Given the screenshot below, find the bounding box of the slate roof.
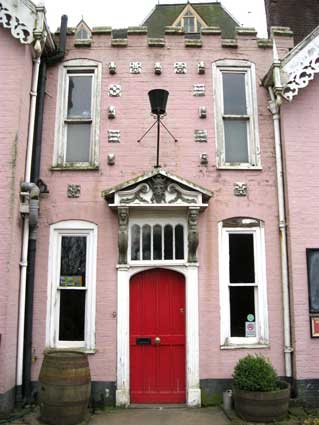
[143,2,239,38]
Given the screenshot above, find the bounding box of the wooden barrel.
[39,351,91,425]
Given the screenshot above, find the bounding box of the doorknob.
[154,337,161,344]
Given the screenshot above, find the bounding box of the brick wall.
[0,27,33,407]
[30,29,293,388]
[265,0,319,44]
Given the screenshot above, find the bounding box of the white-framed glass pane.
[153,225,162,260]
[76,28,89,40]
[224,119,248,163]
[175,225,184,260]
[184,16,195,32]
[142,225,151,260]
[230,286,255,337]
[66,123,91,162]
[223,72,247,115]
[229,233,255,283]
[131,225,140,261]
[59,289,85,341]
[60,236,87,287]
[164,225,173,260]
[67,75,92,118]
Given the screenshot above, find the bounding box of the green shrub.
[233,355,279,392]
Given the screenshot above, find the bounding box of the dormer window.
[74,19,92,45]
[173,5,207,34]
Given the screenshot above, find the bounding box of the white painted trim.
[45,220,97,350]
[53,59,102,168]
[116,264,201,407]
[218,222,269,347]
[172,3,208,32]
[212,60,261,169]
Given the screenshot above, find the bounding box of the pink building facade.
[27,19,294,407]
[0,0,53,412]
[265,25,319,405]
[2,0,318,412]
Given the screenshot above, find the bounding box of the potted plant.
[232,355,290,422]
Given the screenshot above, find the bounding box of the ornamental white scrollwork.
[0,1,34,44]
[282,35,319,101]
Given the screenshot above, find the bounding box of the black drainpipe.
[22,15,68,404]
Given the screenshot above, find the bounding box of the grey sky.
[42,0,267,37]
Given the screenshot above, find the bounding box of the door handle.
[154,337,161,345]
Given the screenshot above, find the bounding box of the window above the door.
[53,59,102,170]
[129,217,186,264]
[213,60,261,170]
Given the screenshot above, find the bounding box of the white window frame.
[46,220,97,350]
[53,59,102,169]
[128,213,187,266]
[213,60,261,170]
[218,221,269,348]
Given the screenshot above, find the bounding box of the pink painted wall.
[31,31,292,383]
[0,27,33,398]
[281,77,319,380]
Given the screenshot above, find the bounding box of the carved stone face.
[118,209,128,225]
[151,176,167,203]
[188,209,198,225]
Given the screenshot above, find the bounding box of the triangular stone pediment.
[102,168,213,208]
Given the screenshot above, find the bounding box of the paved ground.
[89,406,231,425]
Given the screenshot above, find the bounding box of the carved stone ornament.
[188,208,199,263]
[174,62,187,74]
[154,62,162,75]
[120,183,150,204]
[149,174,168,203]
[108,84,122,97]
[116,176,201,206]
[67,184,80,198]
[194,130,208,142]
[0,0,36,44]
[282,35,319,101]
[107,153,115,165]
[118,207,128,264]
[200,153,208,165]
[193,84,205,96]
[199,106,207,119]
[108,62,117,74]
[108,105,116,119]
[234,182,248,196]
[198,61,205,74]
[108,130,120,143]
[167,184,196,204]
[130,62,142,74]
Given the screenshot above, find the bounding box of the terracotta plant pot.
[233,381,290,423]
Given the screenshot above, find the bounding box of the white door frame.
[116,263,201,407]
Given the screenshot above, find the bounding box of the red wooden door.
[130,268,186,403]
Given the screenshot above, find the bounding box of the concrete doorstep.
[88,406,230,425]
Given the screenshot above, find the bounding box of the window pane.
[76,28,89,39]
[131,225,140,260]
[67,75,92,118]
[223,73,247,115]
[59,289,85,341]
[60,236,86,287]
[224,119,248,163]
[164,225,173,260]
[307,250,319,313]
[142,225,151,260]
[184,17,195,32]
[175,225,184,260]
[229,234,255,283]
[153,225,162,260]
[230,286,255,337]
[66,123,91,162]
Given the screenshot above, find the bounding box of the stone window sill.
[220,344,270,350]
